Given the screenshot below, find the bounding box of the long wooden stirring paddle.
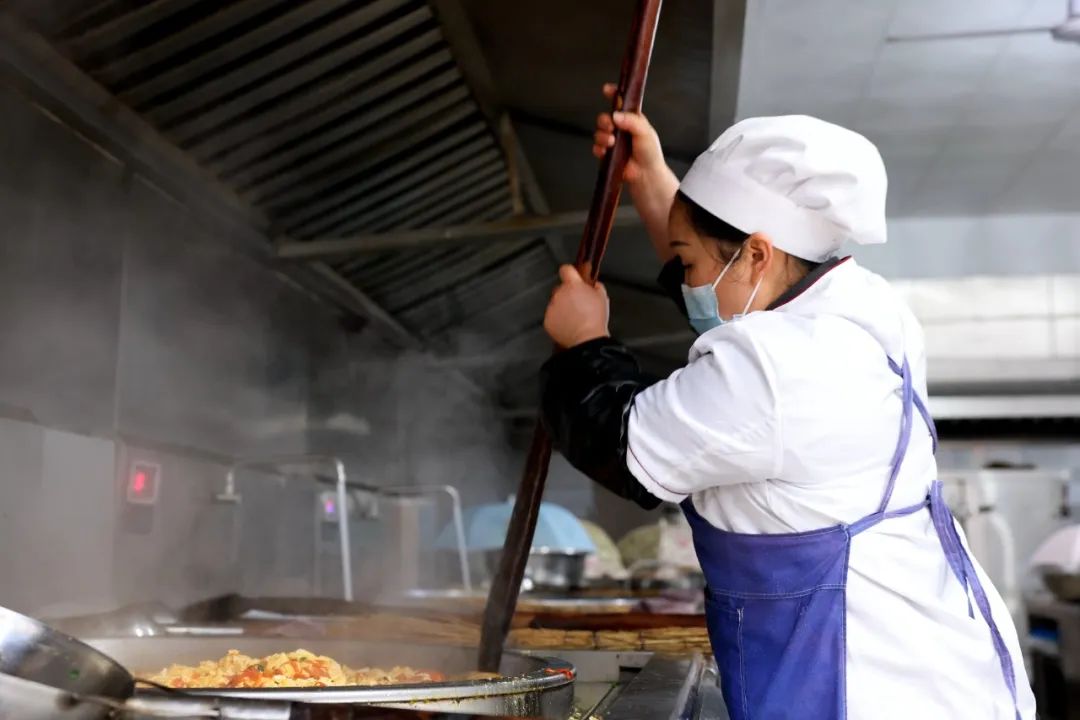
[478,0,664,673]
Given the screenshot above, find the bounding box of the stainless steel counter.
[529,650,727,720]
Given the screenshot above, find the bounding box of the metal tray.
[85,637,574,718]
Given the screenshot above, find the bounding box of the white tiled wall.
[855,213,1080,279]
[895,276,1055,321]
[889,273,1080,381]
[0,419,49,614]
[1055,318,1080,358]
[0,421,121,616]
[922,319,1056,359]
[1053,275,1080,315]
[37,429,118,615]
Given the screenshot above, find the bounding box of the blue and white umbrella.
[436,500,596,553]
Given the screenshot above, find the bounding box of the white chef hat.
[679,115,888,263]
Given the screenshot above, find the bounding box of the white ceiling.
[738,0,1080,217]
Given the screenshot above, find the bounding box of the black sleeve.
[657,257,688,319]
[539,338,662,510]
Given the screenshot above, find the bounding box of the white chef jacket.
[626,257,1035,720]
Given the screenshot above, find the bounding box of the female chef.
[538,91,1035,720]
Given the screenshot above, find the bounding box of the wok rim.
[130,649,575,704]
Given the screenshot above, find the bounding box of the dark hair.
[674,189,821,273]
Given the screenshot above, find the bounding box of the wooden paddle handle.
[478,0,664,673]
[576,0,663,283]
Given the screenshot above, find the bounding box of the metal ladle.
[0,604,133,718]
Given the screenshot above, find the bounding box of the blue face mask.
[680,246,764,336]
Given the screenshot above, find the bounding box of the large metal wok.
[87,636,575,718]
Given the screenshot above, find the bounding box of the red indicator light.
[126,462,160,505]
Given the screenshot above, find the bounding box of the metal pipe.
[276,206,641,260]
[332,458,354,602]
[447,486,472,592]
[347,482,473,592]
[313,495,323,596]
[219,454,354,602]
[500,114,526,215]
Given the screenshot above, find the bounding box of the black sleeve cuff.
[540,338,661,511]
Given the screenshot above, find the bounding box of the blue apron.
[681,357,1021,720]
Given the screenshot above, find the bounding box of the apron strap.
[877,357,915,514]
[930,482,973,612]
[887,356,938,452]
[856,355,1018,716]
[851,356,932,533]
[913,392,938,452]
[848,495,927,536]
[928,480,1022,720]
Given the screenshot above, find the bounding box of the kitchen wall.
[0,81,329,615]
[891,272,1080,389]
[852,214,1080,387]
[0,84,517,615]
[938,442,1080,484]
[306,339,526,595]
[856,213,1080,280]
[5,79,1073,616]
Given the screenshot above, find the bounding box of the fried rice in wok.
[147,648,450,689]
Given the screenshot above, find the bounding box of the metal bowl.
[485,548,590,591]
[1043,571,1080,601]
[527,548,590,591]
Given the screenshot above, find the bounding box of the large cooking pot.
[485,548,589,590]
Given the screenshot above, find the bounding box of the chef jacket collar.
[767,256,851,311]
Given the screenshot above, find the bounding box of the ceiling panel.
[888,0,1052,36]
[907,156,1023,215]
[881,154,937,216]
[998,149,1080,213]
[927,123,1058,156]
[1048,104,1080,146]
[740,0,1080,216]
[458,0,713,161]
[856,97,966,135]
